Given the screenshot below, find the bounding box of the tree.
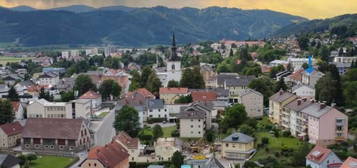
[74,74,96,96]
[129,70,141,91]
[152,124,163,140]
[145,72,162,94]
[39,88,53,101]
[275,77,288,92]
[99,79,121,100]
[302,63,309,69]
[141,66,153,87]
[167,80,180,88]
[204,129,216,143]
[61,90,75,102]
[180,67,205,89]
[0,99,14,124]
[8,86,19,101]
[171,151,184,168]
[114,105,140,137]
[220,104,247,132]
[298,35,309,50]
[239,124,255,136]
[174,95,193,104]
[315,72,344,106]
[248,77,275,106]
[319,46,330,62]
[27,154,37,163]
[292,143,311,166]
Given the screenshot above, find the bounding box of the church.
[155,33,182,87]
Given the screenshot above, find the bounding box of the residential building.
[306,146,342,168]
[22,118,91,154]
[332,62,352,75]
[159,88,189,104]
[333,56,357,64]
[191,90,217,102]
[81,141,129,168]
[27,99,91,119]
[79,90,102,109]
[269,90,298,124]
[0,84,9,98]
[292,84,315,98]
[154,138,182,161]
[288,57,315,71]
[221,132,255,160]
[236,89,264,117]
[215,73,255,96]
[147,99,168,119]
[0,122,23,149]
[284,98,313,137]
[301,103,348,145]
[114,132,141,162]
[11,101,25,120]
[177,104,211,138]
[185,155,224,168]
[37,72,60,86]
[340,157,357,168]
[0,154,21,168]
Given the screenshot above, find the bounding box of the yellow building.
[269,90,298,124]
[221,132,255,160]
[159,88,189,104]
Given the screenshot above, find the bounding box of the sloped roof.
[301,103,333,118]
[285,98,313,112]
[160,88,188,94]
[87,141,129,168]
[22,118,84,140]
[79,90,101,99]
[0,121,23,136]
[135,88,155,98]
[0,154,20,168]
[269,90,297,103]
[222,132,254,143]
[114,131,139,149]
[306,146,333,164]
[340,157,357,168]
[191,91,217,102]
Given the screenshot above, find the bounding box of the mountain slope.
[10,6,36,12]
[274,14,357,36]
[0,6,306,47]
[50,5,96,13]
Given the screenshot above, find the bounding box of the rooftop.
[222,132,254,144]
[269,90,297,103]
[306,146,333,164]
[79,90,101,99]
[0,121,23,136]
[160,87,189,94]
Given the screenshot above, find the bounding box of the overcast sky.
[1,0,356,19]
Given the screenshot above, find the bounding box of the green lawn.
[162,126,176,137]
[30,155,76,168]
[0,56,31,65]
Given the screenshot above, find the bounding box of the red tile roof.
[287,69,304,82]
[87,141,129,168]
[22,118,84,140]
[79,90,101,99]
[306,146,332,164]
[0,121,23,136]
[340,157,357,168]
[160,88,188,95]
[191,91,217,102]
[135,88,155,98]
[114,132,139,149]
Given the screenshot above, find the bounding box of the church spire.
[170,32,179,61]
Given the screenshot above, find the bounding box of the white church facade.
[156,33,182,87]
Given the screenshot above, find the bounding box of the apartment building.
[27,99,91,119]
[269,90,298,124]
[236,89,264,118]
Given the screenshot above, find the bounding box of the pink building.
[301,103,348,146]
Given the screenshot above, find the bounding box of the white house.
[306,146,342,168]
[147,99,168,119]
[37,73,59,86]
[292,84,315,98]
[79,90,102,109]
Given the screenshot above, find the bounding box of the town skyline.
[1,0,357,19]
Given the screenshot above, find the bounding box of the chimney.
[320,103,326,109]
[303,98,307,102]
[297,99,302,105]
[279,90,283,95]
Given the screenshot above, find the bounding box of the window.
[191,125,193,128]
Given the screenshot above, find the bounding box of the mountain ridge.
[0,6,307,47]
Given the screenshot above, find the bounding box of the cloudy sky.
[1,0,356,19]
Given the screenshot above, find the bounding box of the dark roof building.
[222,132,254,144]
[0,154,20,168]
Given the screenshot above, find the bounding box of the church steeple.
[170,32,179,61]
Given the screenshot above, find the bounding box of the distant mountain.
[50,5,96,13]
[98,6,135,12]
[274,14,357,36]
[0,6,307,47]
[10,6,36,12]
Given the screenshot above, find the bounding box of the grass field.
[162,126,176,137]
[30,155,76,168]
[0,56,31,65]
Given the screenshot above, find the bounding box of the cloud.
[0,0,356,19]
